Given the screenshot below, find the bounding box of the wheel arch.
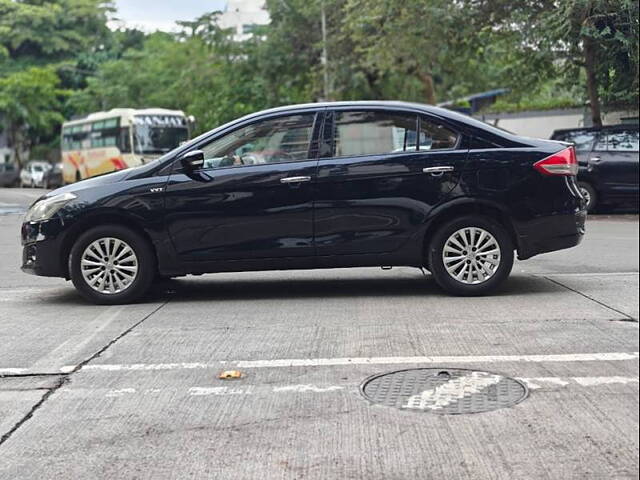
[60,210,159,279]
[421,198,519,266]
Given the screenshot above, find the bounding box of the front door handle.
[280,176,311,184]
[423,166,454,175]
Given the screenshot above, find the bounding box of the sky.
[111,0,227,32]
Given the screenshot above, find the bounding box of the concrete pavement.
[0,187,638,479]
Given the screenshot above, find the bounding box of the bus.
[61,108,192,184]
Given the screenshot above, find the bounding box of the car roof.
[244,100,478,123]
[195,100,527,146]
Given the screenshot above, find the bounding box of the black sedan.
[21,101,586,304]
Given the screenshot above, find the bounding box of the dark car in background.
[0,162,19,187]
[551,124,639,212]
[42,163,64,189]
[21,101,586,304]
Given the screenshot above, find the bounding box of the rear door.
[314,108,467,256]
[592,128,639,196]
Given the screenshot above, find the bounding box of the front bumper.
[516,208,587,260]
[21,218,67,277]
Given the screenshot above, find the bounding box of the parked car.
[42,163,64,189]
[21,101,586,304]
[20,161,51,188]
[551,124,639,212]
[0,162,19,187]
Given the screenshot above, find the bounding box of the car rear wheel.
[69,225,156,305]
[578,181,597,213]
[427,215,514,296]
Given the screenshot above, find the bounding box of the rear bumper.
[516,208,587,260]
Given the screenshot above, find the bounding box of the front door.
[592,129,639,196]
[164,112,321,262]
[314,109,468,256]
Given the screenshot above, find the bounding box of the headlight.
[24,193,77,222]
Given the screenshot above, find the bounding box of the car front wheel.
[69,225,156,304]
[428,215,514,296]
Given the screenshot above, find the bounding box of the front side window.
[200,114,316,170]
[598,130,639,153]
[607,130,638,153]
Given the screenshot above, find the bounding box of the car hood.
[44,168,134,198]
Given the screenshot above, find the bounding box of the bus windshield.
[133,115,189,154]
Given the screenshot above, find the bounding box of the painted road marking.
[538,272,639,277]
[60,376,639,399]
[403,371,504,411]
[4,352,639,376]
[58,351,640,373]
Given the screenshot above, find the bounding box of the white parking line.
[85,376,640,399]
[0,367,28,375]
[539,272,639,277]
[57,351,639,373]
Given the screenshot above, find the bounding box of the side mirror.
[180,150,205,171]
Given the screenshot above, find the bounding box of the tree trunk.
[418,72,436,105]
[582,29,602,127]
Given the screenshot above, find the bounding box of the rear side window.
[555,130,598,153]
[595,130,639,153]
[419,116,459,150]
[331,111,417,157]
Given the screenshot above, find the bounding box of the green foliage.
[0,0,638,162]
[0,67,68,165]
[0,0,114,69]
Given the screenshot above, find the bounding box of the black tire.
[427,215,514,296]
[578,181,597,213]
[68,225,156,304]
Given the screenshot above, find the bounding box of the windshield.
[133,115,189,154]
[133,125,188,154]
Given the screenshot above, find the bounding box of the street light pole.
[320,0,330,101]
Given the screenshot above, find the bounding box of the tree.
[549,0,639,126]
[0,68,67,166]
[461,0,639,124]
[0,0,114,69]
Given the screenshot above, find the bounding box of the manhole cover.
[360,368,528,414]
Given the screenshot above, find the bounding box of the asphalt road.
[0,187,638,480]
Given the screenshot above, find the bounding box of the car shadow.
[140,271,561,304]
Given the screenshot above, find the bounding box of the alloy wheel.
[80,237,138,294]
[442,227,502,285]
[579,186,592,209]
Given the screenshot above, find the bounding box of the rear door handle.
[423,166,454,175]
[589,156,601,163]
[280,176,311,184]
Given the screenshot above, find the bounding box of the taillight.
[533,147,578,176]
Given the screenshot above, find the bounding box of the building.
[217,0,270,41]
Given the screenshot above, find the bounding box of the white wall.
[477,108,639,139]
